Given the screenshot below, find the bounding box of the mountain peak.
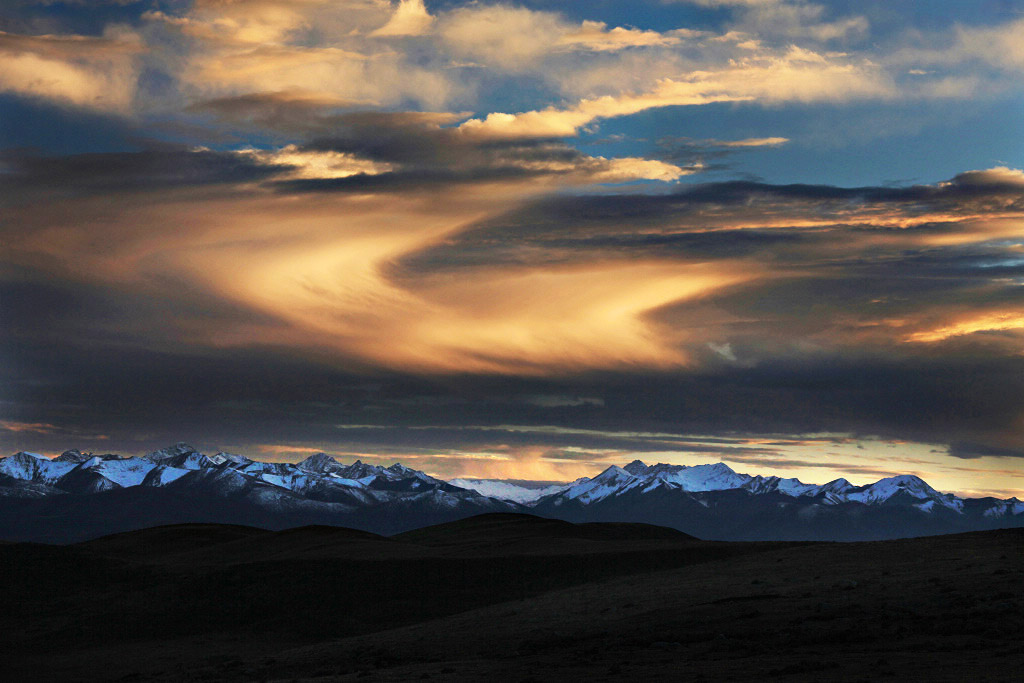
[55,449,88,463]
[623,460,649,475]
[879,474,927,486]
[594,464,633,480]
[209,451,249,466]
[55,450,122,463]
[297,452,340,473]
[146,443,202,462]
[1,446,1021,542]
[11,451,49,461]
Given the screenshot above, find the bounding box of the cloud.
[3,0,1024,495]
[7,157,1024,385]
[944,166,1024,189]
[670,0,869,43]
[437,5,684,72]
[524,396,605,408]
[905,312,1024,344]
[182,44,456,109]
[0,420,59,435]
[145,1,459,110]
[459,47,890,139]
[144,0,388,46]
[371,0,433,37]
[652,136,789,173]
[437,4,566,70]
[237,144,394,179]
[0,109,689,206]
[0,146,289,196]
[891,17,1024,72]
[948,442,1024,460]
[560,21,683,52]
[261,110,690,187]
[0,140,707,380]
[716,136,789,147]
[0,29,142,110]
[459,83,749,140]
[951,18,1024,71]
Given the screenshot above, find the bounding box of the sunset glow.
[2,0,1023,497]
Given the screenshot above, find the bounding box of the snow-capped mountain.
[528,459,1023,540]
[0,447,1020,543]
[535,460,979,513]
[145,442,214,470]
[448,479,572,504]
[551,461,754,504]
[0,444,523,542]
[208,451,250,466]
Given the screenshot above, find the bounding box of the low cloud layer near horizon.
[1,0,1022,498]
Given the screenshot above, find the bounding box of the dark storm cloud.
[478,170,1024,227]
[0,107,668,201]
[0,267,287,349]
[5,309,1024,464]
[393,173,1024,297]
[300,111,568,164]
[948,442,1024,460]
[0,146,289,199]
[0,1,153,33]
[400,225,810,272]
[0,94,140,154]
[270,111,662,191]
[273,166,542,193]
[193,99,591,172]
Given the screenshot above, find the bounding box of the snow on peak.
[859,474,935,498]
[449,479,572,504]
[562,465,639,503]
[743,475,819,496]
[78,457,157,487]
[56,450,123,463]
[840,474,962,511]
[1,445,993,520]
[208,451,250,466]
[594,465,632,481]
[647,462,749,492]
[11,451,49,461]
[534,459,974,513]
[145,442,202,462]
[335,460,385,480]
[819,478,852,492]
[297,452,342,473]
[0,452,76,483]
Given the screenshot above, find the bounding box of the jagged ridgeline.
[0,445,1021,543]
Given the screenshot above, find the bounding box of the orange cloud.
[371,0,434,37]
[905,312,1024,343]
[0,420,60,434]
[0,30,142,110]
[175,188,755,374]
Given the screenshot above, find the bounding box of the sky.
[1,0,1023,498]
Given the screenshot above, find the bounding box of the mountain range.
[1,443,1020,543]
